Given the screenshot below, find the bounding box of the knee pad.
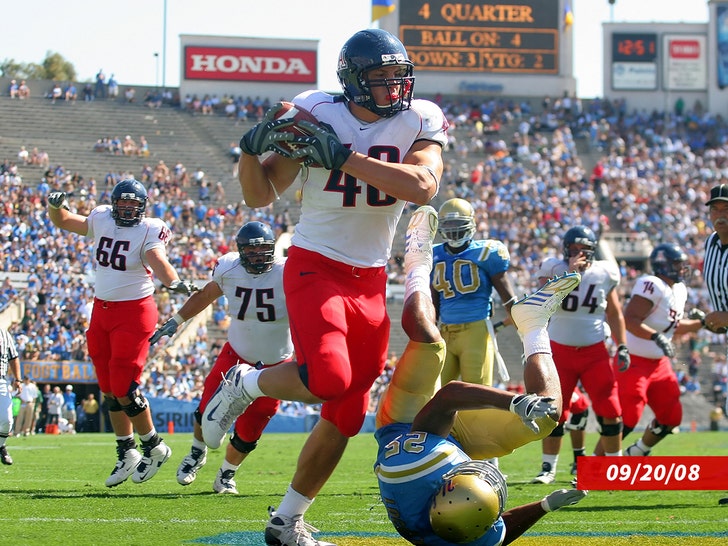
[121,390,149,418]
[104,395,123,413]
[194,408,202,426]
[596,415,623,437]
[548,422,565,438]
[230,432,257,454]
[564,408,589,432]
[622,424,634,438]
[649,419,674,438]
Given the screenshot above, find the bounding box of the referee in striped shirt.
[702,184,728,506]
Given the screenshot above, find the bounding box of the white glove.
[541,488,588,512]
[509,393,556,433]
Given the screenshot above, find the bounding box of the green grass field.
[1,430,727,545]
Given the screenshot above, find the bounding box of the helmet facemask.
[337,29,415,118]
[239,242,275,274]
[235,221,276,274]
[438,198,476,248]
[111,179,147,227]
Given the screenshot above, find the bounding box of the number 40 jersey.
[535,257,620,347]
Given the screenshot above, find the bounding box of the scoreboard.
[399,0,560,74]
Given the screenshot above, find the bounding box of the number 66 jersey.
[535,257,620,347]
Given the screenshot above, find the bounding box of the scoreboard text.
[399,1,560,74]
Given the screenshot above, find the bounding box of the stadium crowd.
[1,89,727,420]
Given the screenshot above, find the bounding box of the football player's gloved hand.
[509,393,556,433]
[149,315,183,345]
[48,191,70,210]
[289,121,353,170]
[616,344,630,372]
[688,308,706,322]
[239,103,296,157]
[651,332,675,357]
[168,280,198,296]
[541,489,588,512]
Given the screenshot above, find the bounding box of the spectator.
[95,69,106,99]
[124,87,135,103]
[15,377,38,436]
[107,74,118,99]
[65,82,77,102]
[81,393,99,432]
[8,79,19,98]
[17,80,30,99]
[46,386,64,430]
[62,385,77,432]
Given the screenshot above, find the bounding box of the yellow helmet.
[438,198,475,247]
[429,461,507,543]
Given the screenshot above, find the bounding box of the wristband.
[172,313,184,325]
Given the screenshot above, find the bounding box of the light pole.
[154,52,160,90]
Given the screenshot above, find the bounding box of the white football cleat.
[264,507,337,546]
[202,364,256,449]
[531,462,556,484]
[105,444,142,487]
[511,271,581,334]
[176,446,207,486]
[132,439,172,483]
[404,205,438,277]
[213,468,239,495]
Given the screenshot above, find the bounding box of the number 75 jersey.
[536,257,620,346]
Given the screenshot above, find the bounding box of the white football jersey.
[290,90,448,267]
[212,253,292,364]
[86,206,168,301]
[536,258,620,346]
[626,275,687,359]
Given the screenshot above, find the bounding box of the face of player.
[115,198,142,221]
[365,65,410,109]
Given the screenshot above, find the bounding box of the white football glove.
[541,488,588,512]
[509,393,556,433]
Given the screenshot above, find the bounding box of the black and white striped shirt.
[703,232,728,312]
[0,327,19,379]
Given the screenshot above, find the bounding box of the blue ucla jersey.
[431,239,510,324]
[375,425,506,546]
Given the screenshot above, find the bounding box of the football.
[272,101,322,164]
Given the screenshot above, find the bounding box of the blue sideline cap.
[707,184,728,205]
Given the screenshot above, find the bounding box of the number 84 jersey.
[536,257,620,347]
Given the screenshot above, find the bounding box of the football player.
[374,206,586,545]
[150,221,292,495]
[431,197,517,387]
[530,225,628,484]
[47,178,198,487]
[207,28,448,545]
[620,243,704,456]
